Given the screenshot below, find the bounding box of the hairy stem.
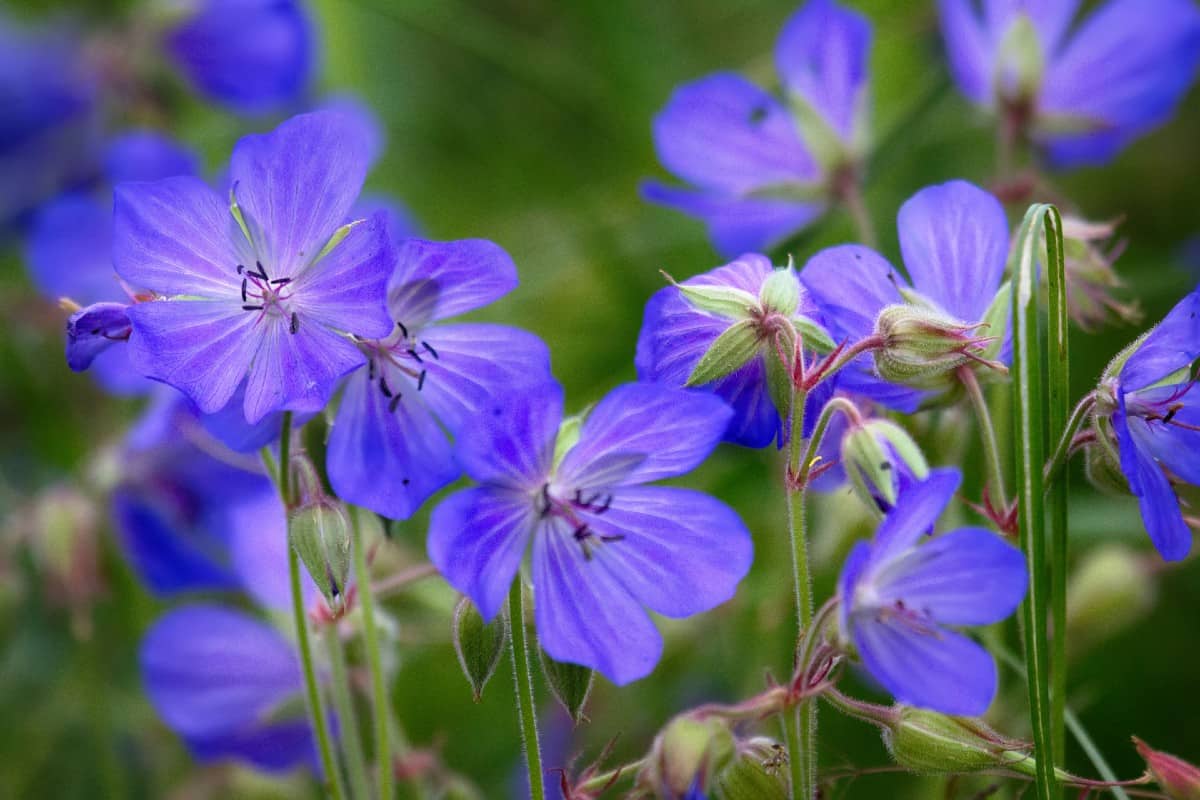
[508,581,545,800]
[960,366,1009,505]
[324,625,372,800]
[352,508,394,800]
[785,387,817,800]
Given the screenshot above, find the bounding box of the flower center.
[534,483,622,560]
[238,261,298,333]
[361,319,441,414]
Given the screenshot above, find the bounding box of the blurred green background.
[2,0,1199,797]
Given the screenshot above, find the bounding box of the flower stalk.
[509,580,545,800]
[352,507,395,800]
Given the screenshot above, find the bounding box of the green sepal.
[538,648,594,725]
[672,279,757,321]
[979,281,1013,362]
[794,313,836,353]
[686,319,761,387]
[452,596,509,703]
[765,323,796,431]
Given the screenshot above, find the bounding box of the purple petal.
[127,299,259,415]
[651,73,818,193]
[225,489,317,611]
[24,192,122,304]
[1119,287,1200,392]
[642,181,823,258]
[837,540,872,634]
[897,180,1009,322]
[937,0,995,105]
[66,301,132,371]
[427,487,535,620]
[1039,0,1200,167]
[88,343,155,396]
[532,518,663,685]
[188,721,317,774]
[775,0,872,141]
[572,486,752,617]
[289,210,394,340]
[453,383,562,489]
[327,369,459,521]
[320,95,386,168]
[228,111,371,279]
[242,313,365,423]
[851,613,998,715]
[557,384,732,488]
[873,528,1028,625]
[1115,405,1193,560]
[991,0,1081,58]
[195,381,300,453]
[869,468,961,568]
[416,322,553,434]
[113,176,249,297]
[166,0,313,114]
[353,193,422,244]
[141,605,302,739]
[388,238,519,327]
[104,130,198,184]
[1124,388,1200,485]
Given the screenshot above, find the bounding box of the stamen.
[241,279,248,302]
[417,370,427,391]
[271,277,292,286]
[236,264,246,274]
[379,376,393,398]
[289,313,299,335]
[388,393,402,413]
[536,484,552,517]
[242,304,264,311]
[422,341,440,360]
[252,261,269,280]
[396,321,409,338]
[407,348,424,364]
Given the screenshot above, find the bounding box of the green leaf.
[452,596,509,703]
[686,319,761,387]
[538,648,594,724]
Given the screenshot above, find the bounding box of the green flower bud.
[1136,737,1200,800]
[1066,545,1155,657]
[841,418,930,511]
[759,264,801,316]
[640,716,736,797]
[452,596,508,702]
[885,708,1035,776]
[1057,216,1139,332]
[714,738,789,800]
[873,304,1004,391]
[289,499,352,611]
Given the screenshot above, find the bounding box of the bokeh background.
[2,0,1199,797]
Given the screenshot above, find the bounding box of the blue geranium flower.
[838,468,1027,716]
[114,110,396,424]
[428,382,753,685]
[327,238,551,520]
[141,604,322,773]
[801,179,1010,407]
[636,253,834,448]
[1097,287,1200,561]
[643,0,872,256]
[939,0,1200,167]
[26,130,199,394]
[165,0,314,114]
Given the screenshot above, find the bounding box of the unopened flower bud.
[885,708,1035,776]
[759,264,801,317]
[1083,423,1129,494]
[289,499,352,611]
[1067,546,1155,657]
[639,716,736,798]
[873,304,1003,391]
[714,737,789,800]
[1057,216,1139,332]
[841,418,930,511]
[1135,737,1200,800]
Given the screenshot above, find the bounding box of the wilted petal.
[576,487,752,617]
[427,487,535,620]
[388,238,519,327]
[557,384,732,488]
[454,383,562,489]
[533,518,663,685]
[1118,287,1200,392]
[66,302,132,371]
[851,612,998,716]
[228,111,371,278]
[327,368,459,521]
[897,180,1009,323]
[873,528,1028,625]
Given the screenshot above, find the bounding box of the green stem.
[508,581,545,800]
[324,625,372,800]
[784,388,817,800]
[798,396,863,487]
[1043,394,1095,487]
[960,366,1008,505]
[352,508,394,800]
[275,413,346,800]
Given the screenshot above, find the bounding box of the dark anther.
[1164,402,1183,424]
[407,348,424,364]
[236,264,246,274]
[417,370,427,391]
[389,393,402,413]
[536,484,552,517]
[880,461,892,471]
[368,360,376,380]
[573,524,592,542]
[379,376,393,398]
[270,277,291,286]
[252,261,269,280]
[422,341,440,360]
[573,488,584,505]
[241,279,248,302]
[289,313,299,335]
[593,494,613,514]
[396,321,408,338]
[242,304,264,311]
[599,533,624,543]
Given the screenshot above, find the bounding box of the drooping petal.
[775,0,872,141]
[387,238,519,328]
[1118,287,1200,392]
[188,720,317,774]
[166,0,313,114]
[65,302,132,371]
[427,487,535,620]
[415,322,553,434]
[557,384,732,488]
[1039,0,1200,167]
[453,383,562,490]
[1114,405,1193,560]
[89,343,154,396]
[851,612,998,716]
[532,517,664,685]
[24,192,122,304]
[242,314,366,424]
[228,111,372,279]
[127,299,259,416]
[289,210,394,339]
[113,176,248,298]
[574,487,752,617]
[641,181,823,258]
[897,180,1009,323]
[651,73,819,194]
[873,528,1028,625]
[140,605,303,740]
[937,0,995,105]
[327,368,459,521]
[104,130,199,184]
[868,468,961,568]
